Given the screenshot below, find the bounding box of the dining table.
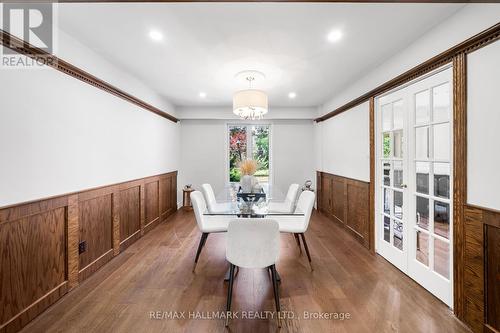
[203,183,304,217]
[203,183,304,282]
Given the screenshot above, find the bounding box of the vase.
[252,182,262,193]
[241,175,257,193]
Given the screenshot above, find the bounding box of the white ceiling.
[58,3,464,108]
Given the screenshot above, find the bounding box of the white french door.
[375,67,453,307]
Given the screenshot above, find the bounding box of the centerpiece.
[239,159,259,193]
[237,159,265,216]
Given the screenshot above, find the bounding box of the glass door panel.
[407,68,453,307]
[376,94,408,272]
[377,66,453,307]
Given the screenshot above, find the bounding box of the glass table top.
[203,183,304,216]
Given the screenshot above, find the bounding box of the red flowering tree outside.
[229,127,247,182]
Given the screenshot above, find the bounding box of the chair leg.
[192,233,208,272]
[225,263,236,327]
[299,233,314,271]
[201,232,208,248]
[270,264,281,328]
[293,233,302,254]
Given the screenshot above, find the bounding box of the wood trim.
[66,194,79,289]
[369,97,376,254]
[78,249,114,282]
[78,185,116,203]
[467,203,500,216]
[119,230,142,252]
[462,204,500,333]
[144,217,161,234]
[484,222,500,332]
[0,30,178,123]
[112,190,121,256]
[140,180,146,236]
[0,282,68,333]
[484,324,500,333]
[0,196,68,224]
[453,52,467,320]
[315,22,500,122]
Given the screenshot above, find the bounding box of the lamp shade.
[233,89,268,119]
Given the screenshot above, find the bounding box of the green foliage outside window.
[383,134,391,158]
[228,125,270,183]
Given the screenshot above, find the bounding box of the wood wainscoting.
[0,171,177,333]
[462,205,500,333]
[316,171,371,250]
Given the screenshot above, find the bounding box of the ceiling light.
[233,72,268,120]
[199,92,207,98]
[327,30,342,43]
[288,92,297,99]
[149,30,163,41]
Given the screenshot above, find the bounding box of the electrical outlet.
[79,241,87,254]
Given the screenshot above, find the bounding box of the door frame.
[373,64,453,249]
[374,65,454,307]
[368,54,467,316]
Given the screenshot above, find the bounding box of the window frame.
[225,122,273,186]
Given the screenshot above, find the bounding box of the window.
[227,124,271,184]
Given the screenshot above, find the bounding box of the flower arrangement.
[238,159,258,176]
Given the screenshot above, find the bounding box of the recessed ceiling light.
[288,92,297,99]
[199,92,207,98]
[149,30,163,41]
[327,30,342,43]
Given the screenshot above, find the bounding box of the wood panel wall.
[462,205,500,333]
[316,171,371,250]
[119,184,141,251]
[0,171,177,333]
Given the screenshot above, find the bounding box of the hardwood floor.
[21,209,469,333]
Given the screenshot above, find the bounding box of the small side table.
[183,187,195,210]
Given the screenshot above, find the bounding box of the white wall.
[315,102,370,182]
[0,31,180,207]
[272,120,316,191]
[179,120,227,199]
[56,30,177,117]
[179,119,315,199]
[319,4,500,116]
[467,40,500,211]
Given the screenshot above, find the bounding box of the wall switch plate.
[79,241,87,254]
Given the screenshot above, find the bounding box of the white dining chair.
[276,190,316,271]
[191,191,229,272]
[201,183,228,214]
[268,183,300,213]
[225,219,281,327]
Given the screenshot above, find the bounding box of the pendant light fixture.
[233,71,268,120]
